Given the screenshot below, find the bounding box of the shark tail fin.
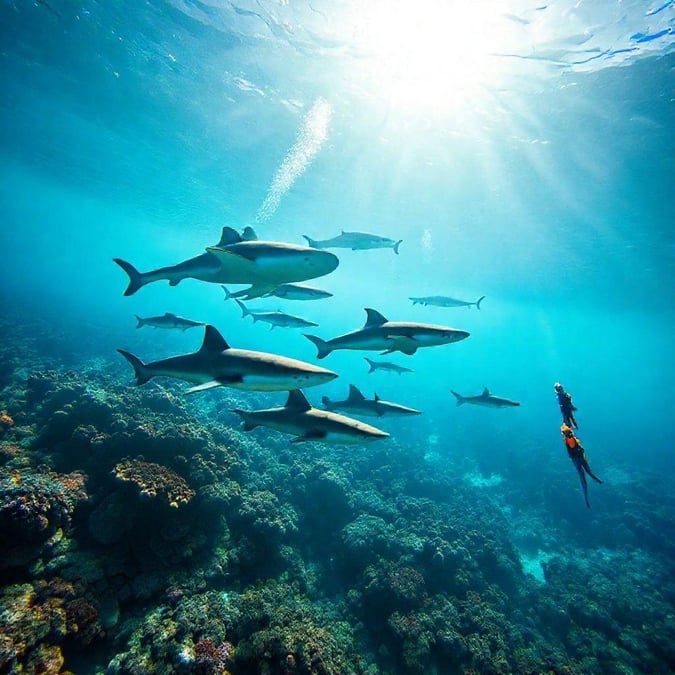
[117,349,152,385]
[113,258,144,296]
[451,391,465,406]
[235,299,251,318]
[393,240,403,255]
[321,396,331,409]
[222,285,233,300]
[134,315,144,329]
[303,235,320,248]
[476,295,486,310]
[304,334,332,359]
[364,357,376,373]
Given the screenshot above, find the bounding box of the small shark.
[304,308,469,359]
[135,313,205,331]
[117,325,337,394]
[269,283,333,301]
[451,387,521,408]
[222,283,332,301]
[322,384,422,418]
[303,231,402,254]
[364,358,414,375]
[232,389,390,444]
[235,299,319,330]
[410,295,486,309]
[114,226,338,299]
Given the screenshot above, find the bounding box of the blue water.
[1,1,674,672]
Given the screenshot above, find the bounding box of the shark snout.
[304,250,339,275]
[300,370,338,386]
[445,329,470,343]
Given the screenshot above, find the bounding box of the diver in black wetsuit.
[561,424,603,508]
[554,382,578,429]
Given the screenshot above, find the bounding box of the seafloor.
[0,312,673,675]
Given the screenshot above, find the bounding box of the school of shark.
[116,225,517,445]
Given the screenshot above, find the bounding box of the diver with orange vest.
[561,424,603,508]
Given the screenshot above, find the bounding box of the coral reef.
[0,316,673,674]
[112,459,196,508]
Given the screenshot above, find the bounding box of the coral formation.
[0,317,673,674]
[112,459,196,507]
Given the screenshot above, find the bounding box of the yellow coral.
[113,460,195,507]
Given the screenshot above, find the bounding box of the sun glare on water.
[351,0,522,113]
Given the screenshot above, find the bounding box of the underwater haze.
[1,0,674,673]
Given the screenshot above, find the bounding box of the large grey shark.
[322,384,422,418]
[232,390,390,444]
[223,283,332,301]
[114,227,339,299]
[303,231,402,255]
[451,387,520,408]
[235,300,318,330]
[364,358,414,375]
[410,295,486,309]
[135,312,204,331]
[117,325,337,394]
[304,308,469,358]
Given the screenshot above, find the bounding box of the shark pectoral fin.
[169,279,181,287]
[388,336,418,355]
[291,430,327,444]
[184,381,224,395]
[243,284,279,300]
[206,246,257,273]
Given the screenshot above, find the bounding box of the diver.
[561,424,602,508]
[554,382,578,429]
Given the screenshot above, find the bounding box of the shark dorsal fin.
[482,387,490,397]
[164,312,176,317]
[348,384,366,401]
[216,226,243,247]
[374,392,381,401]
[241,226,258,241]
[286,390,311,411]
[200,325,230,352]
[364,308,388,327]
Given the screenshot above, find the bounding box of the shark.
[303,231,402,255]
[117,325,338,394]
[235,299,319,330]
[451,387,521,408]
[114,226,339,299]
[410,295,486,309]
[304,308,469,359]
[364,358,414,375]
[322,384,422,418]
[135,312,204,331]
[222,283,333,302]
[232,389,390,444]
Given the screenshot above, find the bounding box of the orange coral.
[0,412,14,430]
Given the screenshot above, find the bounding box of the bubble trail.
[256,97,332,223]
